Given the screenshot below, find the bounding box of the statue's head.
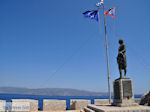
[119,39,123,45]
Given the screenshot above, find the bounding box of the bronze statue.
[117,39,127,78]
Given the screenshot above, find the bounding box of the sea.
[0,94,142,110]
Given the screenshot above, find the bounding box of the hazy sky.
[0,0,150,94]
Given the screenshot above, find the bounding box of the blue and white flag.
[83,10,99,21]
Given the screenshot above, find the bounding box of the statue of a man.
[117,39,127,78]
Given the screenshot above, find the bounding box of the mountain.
[0,87,108,96]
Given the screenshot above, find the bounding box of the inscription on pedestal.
[114,81,120,99]
[123,80,132,98]
[113,78,136,107]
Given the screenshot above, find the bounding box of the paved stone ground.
[39,110,80,112]
[88,104,150,112]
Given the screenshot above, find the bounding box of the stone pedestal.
[113,78,138,107]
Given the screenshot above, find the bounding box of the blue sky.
[0,0,150,94]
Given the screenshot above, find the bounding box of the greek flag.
[83,10,99,21]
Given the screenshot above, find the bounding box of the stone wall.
[0,98,143,111]
[11,99,38,111]
[70,99,91,110]
[0,100,6,112]
[43,99,66,111]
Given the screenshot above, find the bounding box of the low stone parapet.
[43,99,66,111]
[11,99,38,111]
[0,100,6,112]
[94,99,112,105]
[70,99,91,110]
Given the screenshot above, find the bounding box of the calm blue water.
[0,94,141,110]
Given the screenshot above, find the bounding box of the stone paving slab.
[87,104,150,112]
[94,99,112,105]
[39,110,80,112]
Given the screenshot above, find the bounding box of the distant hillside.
[0,87,108,96]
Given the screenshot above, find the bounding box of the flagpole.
[102,0,111,104]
